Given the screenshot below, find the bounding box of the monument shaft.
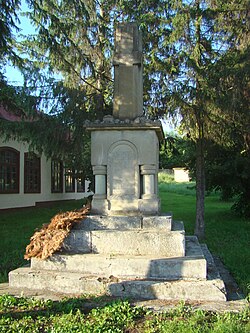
[113,23,143,120]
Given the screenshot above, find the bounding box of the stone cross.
[113,23,143,120]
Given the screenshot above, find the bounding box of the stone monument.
[9,23,227,302]
[90,22,162,215]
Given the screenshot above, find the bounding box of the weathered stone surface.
[75,214,172,230]
[2,281,246,312]
[91,229,185,256]
[113,23,142,66]
[142,215,172,230]
[9,268,106,295]
[62,225,185,256]
[62,217,177,254]
[73,215,142,230]
[108,279,226,302]
[62,231,91,253]
[8,235,226,301]
[113,23,143,120]
[31,254,206,280]
[31,237,206,280]
[9,270,225,302]
[91,130,159,169]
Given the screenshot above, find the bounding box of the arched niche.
[107,141,139,200]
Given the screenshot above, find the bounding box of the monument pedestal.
[89,121,163,216]
[9,214,226,302]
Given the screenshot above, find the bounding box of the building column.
[140,165,156,199]
[93,165,107,199]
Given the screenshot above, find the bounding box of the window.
[65,168,75,192]
[51,160,63,193]
[0,147,19,193]
[24,153,41,193]
[76,172,86,192]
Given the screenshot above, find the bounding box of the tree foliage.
[0,0,20,58]
[1,0,249,221]
[160,135,195,170]
[0,0,23,110]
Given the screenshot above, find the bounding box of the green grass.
[0,296,249,332]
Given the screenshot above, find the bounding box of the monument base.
[92,198,160,216]
[9,215,227,302]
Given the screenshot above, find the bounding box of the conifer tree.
[131,0,224,239]
[3,0,249,222]
[0,0,22,110]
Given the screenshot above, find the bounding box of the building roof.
[0,104,25,121]
[0,104,40,122]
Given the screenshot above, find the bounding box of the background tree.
[2,0,120,181]
[3,0,249,222]
[22,0,114,116]
[159,134,195,170]
[0,0,20,59]
[0,0,23,110]
[203,0,250,216]
[137,0,224,239]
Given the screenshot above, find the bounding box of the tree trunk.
[195,136,205,240]
[194,0,205,240]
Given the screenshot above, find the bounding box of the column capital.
[93,165,107,175]
[140,164,156,175]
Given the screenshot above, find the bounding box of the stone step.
[73,214,173,231]
[31,237,206,280]
[9,268,226,302]
[62,221,185,257]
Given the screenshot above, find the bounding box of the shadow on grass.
[0,294,133,320]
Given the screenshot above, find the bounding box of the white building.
[0,106,90,210]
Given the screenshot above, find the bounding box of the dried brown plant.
[24,205,90,260]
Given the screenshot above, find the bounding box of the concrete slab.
[9,236,215,300]
[32,236,203,279]
[9,268,107,295]
[108,278,227,301]
[31,238,206,280]
[32,255,206,280]
[2,253,247,312]
[63,220,184,256]
[1,282,247,312]
[90,229,185,256]
[142,214,172,230]
[75,215,142,230]
[71,214,173,231]
[8,267,225,302]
